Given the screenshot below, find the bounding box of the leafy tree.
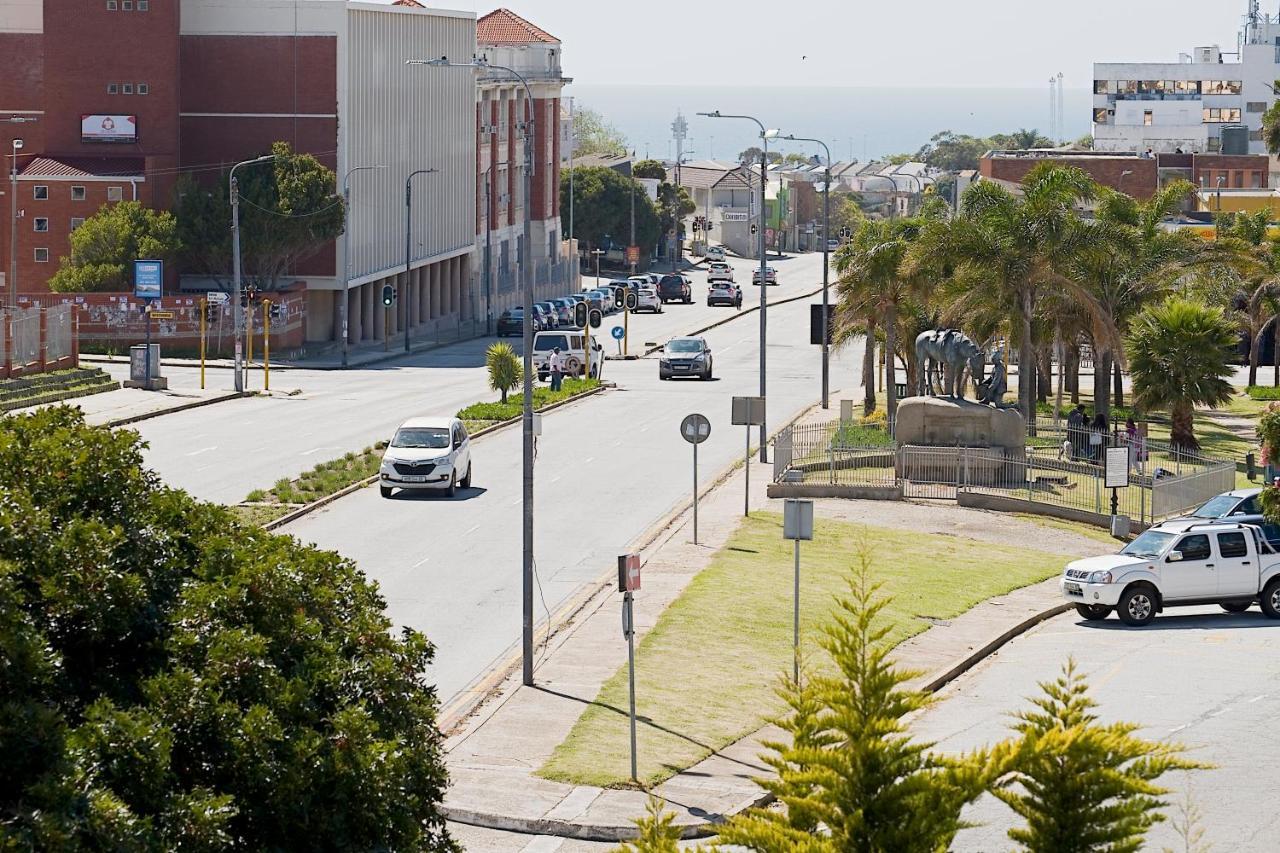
[994,660,1205,853]
[828,192,865,242]
[738,147,781,166]
[991,128,1055,150]
[657,182,696,242]
[884,152,913,165]
[1128,297,1236,449]
[572,106,628,157]
[560,166,661,255]
[1213,209,1280,387]
[716,553,991,852]
[48,201,180,293]
[175,141,344,292]
[781,152,815,166]
[0,407,453,851]
[486,341,523,403]
[1263,99,1280,157]
[632,159,667,181]
[916,130,991,172]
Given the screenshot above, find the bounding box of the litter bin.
[125,343,167,390]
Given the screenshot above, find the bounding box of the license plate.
[674,365,689,370]
[400,475,428,483]
[1064,582,1083,597]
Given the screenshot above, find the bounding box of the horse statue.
[915,329,986,399]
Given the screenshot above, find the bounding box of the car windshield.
[667,339,702,353]
[1191,495,1241,518]
[535,334,569,352]
[391,427,450,449]
[504,308,522,317]
[1120,530,1175,559]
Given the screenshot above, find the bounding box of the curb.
[103,391,250,428]
[441,598,1072,841]
[261,385,606,532]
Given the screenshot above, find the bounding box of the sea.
[563,84,1093,164]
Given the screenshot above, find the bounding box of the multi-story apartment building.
[1093,5,1280,160]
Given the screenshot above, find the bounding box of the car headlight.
[1088,571,1113,584]
[659,358,670,366]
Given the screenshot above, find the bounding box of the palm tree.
[1128,297,1236,450]
[1263,101,1280,158]
[485,342,522,403]
[1214,209,1280,388]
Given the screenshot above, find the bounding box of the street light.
[1217,175,1226,213]
[411,54,539,687]
[230,154,277,392]
[405,168,439,352]
[1118,169,1133,195]
[781,134,832,410]
[698,110,777,461]
[340,164,387,367]
[4,116,36,311]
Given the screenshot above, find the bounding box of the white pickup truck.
[1061,518,1280,626]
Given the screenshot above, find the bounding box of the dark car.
[1175,488,1280,548]
[658,274,692,304]
[497,307,525,337]
[531,303,552,330]
[707,281,742,308]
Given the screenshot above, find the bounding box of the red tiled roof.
[19,156,145,179]
[391,0,424,6]
[477,8,558,45]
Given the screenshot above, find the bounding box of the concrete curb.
[441,598,1073,841]
[261,385,606,532]
[103,391,250,428]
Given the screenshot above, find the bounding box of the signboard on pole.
[1105,446,1130,489]
[783,499,815,540]
[134,260,162,300]
[206,291,229,305]
[626,245,640,265]
[618,554,641,592]
[680,413,711,444]
[731,396,766,426]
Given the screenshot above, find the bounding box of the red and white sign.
[81,115,137,143]
[617,554,641,592]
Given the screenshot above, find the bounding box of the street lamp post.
[1216,175,1226,213]
[230,154,277,391]
[411,55,539,687]
[698,111,777,461]
[341,164,386,368]
[1118,169,1133,196]
[405,168,439,352]
[781,134,832,410]
[4,117,36,311]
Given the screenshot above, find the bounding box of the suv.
[706,246,726,262]
[497,307,526,337]
[707,262,734,284]
[379,417,472,498]
[659,336,713,380]
[532,329,604,381]
[657,274,693,304]
[1060,518,1280,626]
[632,287,662,313]
[707,281,742,308]
[752,266,779,286]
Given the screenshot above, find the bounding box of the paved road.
[283,293,861,702]
[113,251,829,503]
[912,606,1280,852]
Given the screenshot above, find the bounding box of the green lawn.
[537,514,1073,789]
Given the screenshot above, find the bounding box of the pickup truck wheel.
[1075,604,1111,621]
[1118,585,1157,627]
[1220,601,1252,613]
[1261,579,1280,619]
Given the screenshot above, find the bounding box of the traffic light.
[589,308,603,329]
[381,284,396,307]
[750,223,759,235]
[203,303,218,323]
[625,292,638,311]
[612,288,624,309]
[268,302,283,322]
[573,301,588,327]
[692,219,700,233]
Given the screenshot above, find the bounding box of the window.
[138,0,148,8]
[1094,79,1111,95]
[1203,80,1243,95]
[1252,128,1265,142]
[70,217,85,231]
[122,83,133,95]
[1208,137,1222,152]
[33,185,47,200]
[1239,495,1262,515]
[1144,110,1154,126]
[107,82,118,94]
[1203,107,1241,123]
[1248,101,1268,113]
[137,83,149,95]
[107,186,123,202]
[33,248,48,263]
[1175,535,1212,561]
[1093,107,1109,124]
[71,186,85,201]
[121,0,132,9]
[106,0,116,8]
[33,217,48,233]
[1218,532,1249,558]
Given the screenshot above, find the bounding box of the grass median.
[459,376,600,433]
[537,513,1072,789]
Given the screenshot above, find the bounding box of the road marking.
[1249,694,1267,703]
[1168,724,1188,735]
[583,456,595,463]
[412,556,431,568]
[185,446,217,457]
[465,524,480,534]
[299,447,330,456]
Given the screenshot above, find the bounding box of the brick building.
[979,149,1269,200]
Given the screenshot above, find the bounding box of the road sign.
[611,325,625,341]
[731,396,766,426]
[618,553,641,592]
[589,308,603,329]
[1105,446,1130,489]
[626,245,640,264]
[148,311,174,319]
[134,260,162,300]
[810,304,835,346]
[680,413,711,445]
[206,291,229,305]
[783,499,815,540]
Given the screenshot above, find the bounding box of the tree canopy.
[560,166,660,253]
[175,141,344,292]
[570,106,628,158]
[0,406,453,851]
[632,160,667,181]
[48,201,180,293]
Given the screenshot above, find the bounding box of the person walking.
[1089,412,1108,462]
[549,346,565,392]
[1066,404,1086,461]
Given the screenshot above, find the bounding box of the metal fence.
[10,307,41,369]
[45,304,73,362]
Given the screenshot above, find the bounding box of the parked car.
[379,417,472,498]
[826,239,841,251]
[496,307,526,337]
[549,298,575,325]
[657,274,693,304]
[707,281,743,308]
[627,276,651,293]
[659,336,713,381]
[752,266,779,286]
[707,262,735,284]
[581,290,607,315]
[706,246,726,262]
[632,287,662,313]
[1171,487,1280,547]
[532,329,604,381]
[1060,518,1280,625]
[531,303,552,330]
[536,301,562,328]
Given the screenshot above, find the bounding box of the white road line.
[583,456,595,463]
[1168,724,1188,734]
[1249,695,1267,703]
[465,524,480,534]
[185,446,217,457]
[299,447,329,456]
[412,556,431,568]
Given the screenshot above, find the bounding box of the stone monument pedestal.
[895,396,1026,485]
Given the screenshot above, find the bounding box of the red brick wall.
[980,156,1158,198]
[180,35,336,116]
[1192,155,1269,190]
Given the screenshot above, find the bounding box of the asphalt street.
[112,250,830,504]
[911,606,1280,852]
[282,293,861,702]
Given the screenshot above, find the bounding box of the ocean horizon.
[564,83,1092,165]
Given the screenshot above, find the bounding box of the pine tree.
[994,660,1207,853]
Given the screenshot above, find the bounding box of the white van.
[533,329,604,382]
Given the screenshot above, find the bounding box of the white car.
[752,266,779,286]
[1060,518,1280,626]
[380,417,472,498]
[532,329,603,380]
[706,246,726,262]
[632,287,662,314]
[707,262,735,284]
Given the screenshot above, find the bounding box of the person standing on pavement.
[549,346,564,392]
[1066,404,1086,461]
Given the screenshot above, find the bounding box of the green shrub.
[1247,385,1280,401]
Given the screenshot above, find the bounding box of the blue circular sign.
[611,326,625,340]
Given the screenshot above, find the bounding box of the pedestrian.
[1059,436,1073,462]
[549,345,564,392]
[1066,404,1086,460]
[1125,417,1143,468]
[1089,412,1108,462]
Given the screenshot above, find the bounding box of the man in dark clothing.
[1066,404,1086,461]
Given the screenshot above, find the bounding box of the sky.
[426,0,1252,89]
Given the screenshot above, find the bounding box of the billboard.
[81,115,137,143]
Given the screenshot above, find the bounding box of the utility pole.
[629,151,636,277]
[781,134,832,409]
[340,164,384,367]
[405,168,438,352]
[230,154,275,392]
[568,97,575,291]
[672,112,687,271]
[5,117,36,310]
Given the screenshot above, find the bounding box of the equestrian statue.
[915,329,987,400]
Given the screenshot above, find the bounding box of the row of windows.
[31,185,124,201]
[106,82,150,95]
[31,217,86,233]
[1092,107,1243,124]
[1094,79,1243,95]
[105,0,149,10]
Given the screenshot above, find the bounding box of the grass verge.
[238,443,387,517]
[229,503,297,527]
[456,377,599,425]
[537,513,1072,789]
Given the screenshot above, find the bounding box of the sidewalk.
[441,418,1113,842]
[10,384,244,427]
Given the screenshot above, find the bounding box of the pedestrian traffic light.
[574,301,588,327]
[381,284,396,307]
[625,292,638,310]
[589,308,603,329]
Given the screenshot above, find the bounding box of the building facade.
[980,148,1269,200]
